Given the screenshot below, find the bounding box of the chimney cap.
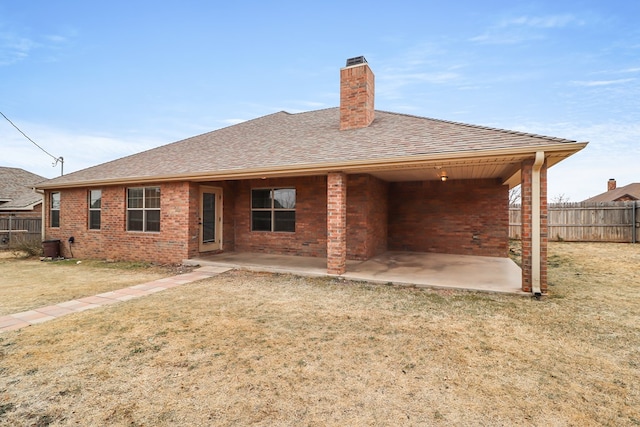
[345,56,367,67]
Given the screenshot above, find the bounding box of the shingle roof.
[0,167,46,210]
[39,108,583,188]
[582,183,640,202]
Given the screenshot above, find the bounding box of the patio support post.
[520,153,548,294]
[327,172,347,275]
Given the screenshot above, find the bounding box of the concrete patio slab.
[186,251,525,294]
[344,251,523,294]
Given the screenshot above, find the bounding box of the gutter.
[35,142,588,190]
[531,151,545,297]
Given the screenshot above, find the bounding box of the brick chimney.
[340,56,375,130]
[608,178,617,191]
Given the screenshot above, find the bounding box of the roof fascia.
[36,141,588,190]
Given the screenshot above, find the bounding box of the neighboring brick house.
[0,167,45,245]
[0,167,45,218]
[36,57,586,294]
[582,179,640,202]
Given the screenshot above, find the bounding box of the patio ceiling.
[344,148,580,188]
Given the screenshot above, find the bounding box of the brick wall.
[186,182,201,259]
[220,182,237,253]
[44,174,513,268]
[233,176,328,257]
[347,174,388,260]
[232,174,388,262]
[388,179,508,257]
[44,182,194,264]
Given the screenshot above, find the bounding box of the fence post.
[634,201,638,244]
[8,214,12,246]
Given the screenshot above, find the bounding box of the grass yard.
[0,242,639,426]
[0,251,186,316]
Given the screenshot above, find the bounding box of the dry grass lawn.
[0,242,639,426]
[0,251,183,316]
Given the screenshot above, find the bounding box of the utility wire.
[0,110,64,175]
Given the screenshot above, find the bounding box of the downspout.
[532,151,545,297]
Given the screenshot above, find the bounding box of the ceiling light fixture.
[440,170,448,182]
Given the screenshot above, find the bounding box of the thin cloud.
[44,34,69,44]
[592,67,640,75]
[0,26,75,66]
[501,14,581,29]
[0,121,164,178]
[297,101,326,108]
[471,14,582,45]
[378,70,460,100]
[470,30,543,45]
[383,71,459,85]
[0,32,36,65]
[220,118,246,126]
[571,78,635,87]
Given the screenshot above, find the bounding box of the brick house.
[37,57,586,294]
[582,179,640,202]
[0,167,45,246]
[0,167,45,218]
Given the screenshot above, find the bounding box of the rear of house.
[37,57,587,294]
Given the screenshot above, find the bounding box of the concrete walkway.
[0,266,231,333]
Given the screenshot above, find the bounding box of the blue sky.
[1,0,638,201]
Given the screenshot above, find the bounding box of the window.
[50,192,60,228]
[251,188,296,232]
[127,187,160,232]
[88,189,102,230]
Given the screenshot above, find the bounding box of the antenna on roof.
[53,157,64,175]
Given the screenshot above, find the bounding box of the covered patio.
[185,251,525,295]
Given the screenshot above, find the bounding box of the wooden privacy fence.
[510,202,639,243]
[0,217,42,247]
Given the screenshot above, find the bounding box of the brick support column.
[327,172,347,275]
[521,157,548,293]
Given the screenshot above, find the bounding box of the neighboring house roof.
[0,167,46,210]
[37,108,586,189]
[583,183,640,202]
